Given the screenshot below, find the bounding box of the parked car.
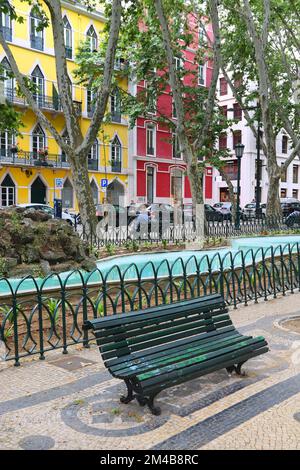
[280,198,300,217]
[17,203,75,225]
[205,204,228,222]
[213,202,232,216]
[285,210,300,227]
[244,202,266,218]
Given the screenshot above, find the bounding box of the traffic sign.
[101,178,108,188]
[55,178,64,188]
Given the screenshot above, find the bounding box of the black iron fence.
[76,216,292,247]
[1,241,300,365]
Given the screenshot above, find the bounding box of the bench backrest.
[84,294,232,364]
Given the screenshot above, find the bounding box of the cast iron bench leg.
[146,394,161,416]
[120,379,135,404]
[226,361,246,377]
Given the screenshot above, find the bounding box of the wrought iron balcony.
[30,34,44,51]
[111,161,122,173]
[0,150,98,170]
[0,26,12,42]
[0,150,69,168]
[4,88,82,116]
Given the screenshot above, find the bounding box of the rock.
[80,257,97,272]
[23,246,40,264]
[5,257,18,269]
[39,260,52,277]
[0,208,95,278]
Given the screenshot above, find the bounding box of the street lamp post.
[234,143,245,230]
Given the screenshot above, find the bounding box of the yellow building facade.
[0,0,129,211]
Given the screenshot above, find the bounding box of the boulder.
[0,208,97,278]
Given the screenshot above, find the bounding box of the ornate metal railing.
[1,241,300,365]
[76,216,291,247]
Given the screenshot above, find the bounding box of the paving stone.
[1,293,300,450]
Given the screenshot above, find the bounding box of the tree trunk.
[67,152,97,230]
[266,167,281,221]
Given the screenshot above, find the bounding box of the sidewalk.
[1,293,300,450]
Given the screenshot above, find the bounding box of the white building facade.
[207,76,300,207]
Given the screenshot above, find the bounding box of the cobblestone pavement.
[1,293,300,450]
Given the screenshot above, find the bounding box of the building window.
[111,136,122,172]
[292,189,298,199]
[171,169,183,202]
[282,135,288,154]
[0,130,14,157]
[87,88,95,117]
[146,124,155,156]
[198,26,206,45]
[30,8,44,51]
[88,140,99,170]
[31,65,45,107]
[1,57,14,102]
[232,130,242,149]
[0,6,12,41]
[174,57,183,70]
[32,124,45,156]
[233,103,242,121]
[293,165,298,184]
[61,129,70,163]
[90,180,98,205]
[219,133,227,150]
[63,16,72,59]
[172,133,181,159]
[110,88,121,122]
[172,98,177,119]
[281,163,287,182]
[220,105,227,120]
[198,64,205,86]
[147,166,154,203]
[86,25,97,51]
[281,188,287,198]
[219,77,227,96]
[1,174,15,207]
[62,178,74,209]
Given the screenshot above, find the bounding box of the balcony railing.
[4,88,82,115]
[111,161,122,173]
[0,150,69,168]
[0,150,98,170]
[30,34,43,51]
[0,26,12,42]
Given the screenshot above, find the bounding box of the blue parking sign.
[101,178,108,188]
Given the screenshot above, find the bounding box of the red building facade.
[128,18,214,205]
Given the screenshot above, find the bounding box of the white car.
[17,203,75,225]
[213,202,232,215]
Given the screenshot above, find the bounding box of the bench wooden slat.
[112,333,252,378]
[138,337,267,386]
[95,309,229,346]
[98,313,231,352]
[84,294,225,330]
[104,326,236,369]
[142,346,269,396]
[101,319,233,360]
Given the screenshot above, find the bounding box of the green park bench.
[84,294,269,415]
